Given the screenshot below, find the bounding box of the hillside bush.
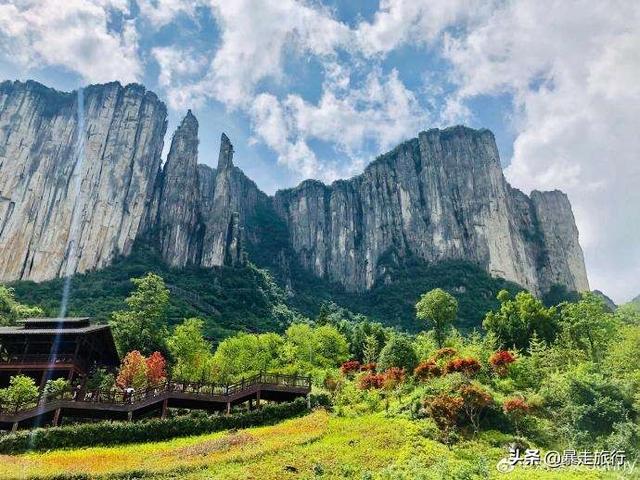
[0,398,314,454]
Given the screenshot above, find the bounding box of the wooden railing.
[0,373,311,414]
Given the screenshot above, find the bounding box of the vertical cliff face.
[155,110,201,266]
[152,129,268,268]
[275,126,589,295]
[0,80,167,282]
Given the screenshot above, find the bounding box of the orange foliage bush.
[445,357,482,376]
[414,360,442,380]
[489,350,516,376]
[381,367,405,390]
[340,360,361,375]
[358,372,384,390]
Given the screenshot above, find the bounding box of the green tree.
[0,375,39,413]
[43,378,70,400]
[213,332,284,382]
[362,335,379,365]
[416,288,458,347]
[110,273,170,355]
[281,323,349,372]
[483,290,559,350]
[377,335,418,372]
[86,367,115,391]
[559,292,617,362]
[0,285,44,326]
[167,318,214,382]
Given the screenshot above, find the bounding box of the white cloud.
[440,0,640,302]
[151,46,209,109]
[251,68,428,182]
[355,0,492,55]
[136,0,203,27]
[201,0,350,109]
[0,0,141,84]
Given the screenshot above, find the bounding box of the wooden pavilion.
[0,317,120,388]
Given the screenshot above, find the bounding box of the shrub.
[340,360,361,376]
[43,378,70,400]
[503,397,530,435]
[424,393,464,444]
[0,375,39,413]
[360,362,377,372]
[377,336,418,372]
[358,372,384,390]
[489,350,516,377]
[381,368,405,390]
[459,384,493,433]
[433,347,458,360]
[0,398,311,454]
[414,360,442,381]
[445,357,482,377]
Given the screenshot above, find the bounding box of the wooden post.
[11,422,18,433]
[256,390,261,409]
[52,408,61,427]
[307,393,311,409]
[226,402,231,415]
[248,398,253,411]
[161,398,168,419]
[127,411,133,422]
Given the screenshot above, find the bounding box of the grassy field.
[0,410,629,480]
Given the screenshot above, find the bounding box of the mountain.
[0,80,589,309]
[592,289,617,311]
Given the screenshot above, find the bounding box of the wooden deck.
[0,374,311,431]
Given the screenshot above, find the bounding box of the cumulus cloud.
[0,0,141,84]
[355,0,491,55]
[440,0,640,302]
[251,68,428,181]
[136,0,204,27]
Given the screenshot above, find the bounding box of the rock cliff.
[0,80,589,297]
[0,80,166,281]
[274,127,589,295]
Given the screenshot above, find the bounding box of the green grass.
[0,410,625,480]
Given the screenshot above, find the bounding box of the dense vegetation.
[10,245,300,339]
[1,271,639,478]
[10,243,529,336]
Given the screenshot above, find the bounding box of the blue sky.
[0,0,638,303]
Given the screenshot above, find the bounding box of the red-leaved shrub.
[489,350,516,376]
[358,372,384,390]
[381,367,405,390]
[445,357,482,376]
[459,384,493,433]
[424,394,464,443]
[414,360,442,381]
[503,397,530,434]
[503,397,530,415]
[360,362,377,372]
[340,360,361,375]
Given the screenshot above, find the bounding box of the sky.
[0,0,638,303]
